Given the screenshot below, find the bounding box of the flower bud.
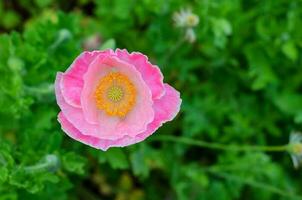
[288,132,302,169]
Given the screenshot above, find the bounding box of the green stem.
[24,154,60,174]
[152,135,288,152]
[205,169,301,199]
[49,29,72,51]
[24,83,54,96]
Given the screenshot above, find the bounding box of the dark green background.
[0,0,302,199]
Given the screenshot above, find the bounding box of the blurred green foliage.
[0,0,302,199]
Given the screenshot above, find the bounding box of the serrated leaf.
[103,148,129,169]
[245,45,277,90]
[62,152,86,175]
[0,167,8,183]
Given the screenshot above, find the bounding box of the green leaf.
[34,0,53,8]
[245,45,277,90]
[62,152,86,175]
[274,93,302,124]
[0,167,8,183]
[9,167,59,193]
[104,148,129,169]
[0,193,17,200]
[130,146,149,178]
[99,39,116,50]
[282,41,298,61]
[2,11,20,29]
[184,166,209,187]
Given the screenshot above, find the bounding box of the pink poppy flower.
[55,49,181,150]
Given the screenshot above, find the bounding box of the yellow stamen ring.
[94,72,136,117]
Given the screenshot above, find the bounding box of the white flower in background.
[173,8,199,43]
[185,28,196,43]
[173,8,199,28]
[83,34,102,50]
[288,132,302,169]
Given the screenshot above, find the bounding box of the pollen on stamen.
[94,71,136,117]
[107,86,124,102]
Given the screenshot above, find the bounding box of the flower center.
[186,15,199,27]
[292,143,302,155]
[94,72,136,117]
[107,86,123,102]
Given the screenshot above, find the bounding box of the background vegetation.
[0,0,302,199]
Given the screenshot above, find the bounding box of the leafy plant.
[0,0,302,199]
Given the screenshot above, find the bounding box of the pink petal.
[58,112,111,150]
[81,54,113,125]
[55,72,101,137]
[60,74,83,107]
[115,49,165,100]
[149,84,181,127]
[100,84,181,148]
[65,50,112,79]
[116,84,182,147]
[81,55,154,139]
[58,111,140,151]
[61,50,113,107]
[57,84,181,150]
